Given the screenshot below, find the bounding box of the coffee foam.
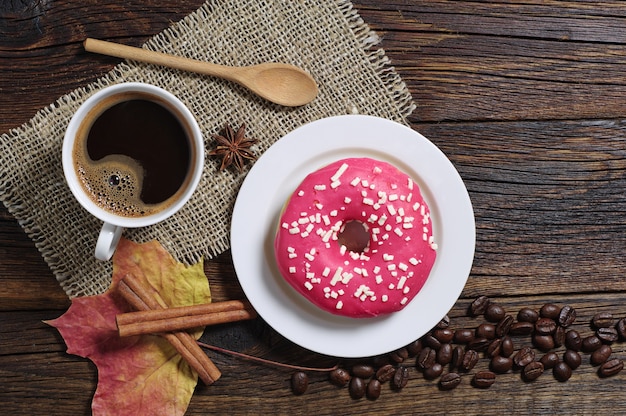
[74,152,162,217]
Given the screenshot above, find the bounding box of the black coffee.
[74,98,192,217]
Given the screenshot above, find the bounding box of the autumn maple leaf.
[46,238,211,416]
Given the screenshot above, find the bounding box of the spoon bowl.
[84,38,318,107]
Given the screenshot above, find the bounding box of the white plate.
[231,115,475,358]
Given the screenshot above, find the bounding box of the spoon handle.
[83,38,236,80]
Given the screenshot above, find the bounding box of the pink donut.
[274,157,437,318]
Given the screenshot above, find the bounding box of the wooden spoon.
[83,38,318,107]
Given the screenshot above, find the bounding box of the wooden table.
[3,1,626,414]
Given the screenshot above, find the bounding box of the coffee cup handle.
[95,222,124,261]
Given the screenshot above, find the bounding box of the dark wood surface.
[3,1,626,414]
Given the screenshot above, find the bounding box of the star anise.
[209,123,258,172]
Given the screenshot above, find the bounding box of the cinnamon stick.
[116,274,221,384]
[117,307,256,337]
[117,299,253,326]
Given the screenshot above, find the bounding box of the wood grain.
[3,0,626,414]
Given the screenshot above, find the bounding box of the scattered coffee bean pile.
[290,296,626,398]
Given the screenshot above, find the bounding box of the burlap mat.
[0,0,415,298]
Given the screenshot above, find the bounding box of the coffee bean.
[423,334,442,350]
[461,349,480,371]
[513,346,535,368]
[485,304,506,323]
[476,323,496,340]
[366,379,382,400]
[352,364,375,378]
[540,352,560,370]
[486,338,502,358]
[451,345,465,370]
[565,330,582,351]
[439,372,462,390]
[469,295,490,316]
[329,368,351,387]
[490,355,513,373]
[533,334,555,352]
[423,363,444,380]
[349,377,366,399]
[592,312,614,329]
[517,307,539,323]
[590,344,612,366]
[599,358,624,377]
[522,361,544,381]
[496,314,514,337]
[535,318,557,335]
[472,370,496,388]
[291,372,309,395]
[558,305,576,327]
[616,318,626,340]
[563,350,582,370]
[596,327,619,344]
[417,347,437,370]
[501,336,514,357]
[581,335,602,353]
[392,366,409,390]
[468,337,491,352]
[509,321,535,336]
[406,339,423,356]
[389,347,409,363]
[553,326,566,348]
[540,303,561,320]
[433,328,455,343]
[375,364,396,383]
[454,329,475,344]
[553,361,572,382]
[436,315,451,329]
[437,343,453,365]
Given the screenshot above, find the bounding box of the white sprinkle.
[331,181,341,189]
[322,215,331,225]
[289,266,296,273]
[304,281,313,290]
[330,267,343,286]
[306,272,315,279]
[399,262,408,272]
[403,223,413,229]
[383,253,394,261]
[387,205,397,216]
[330,210,338,217]
[397,276,407,289]
[340,245,347,255]
[331,163,349,182]
[376,275,383,284]
[413,202,421,211]
[330,291,338,299]
[409,257,419,265]
[315,203,324,210]
[314,184,326,191]
[338,289,345,295]
[373,266,381,273]
[323,287,330,293]
[282,222,289,229]
[391,183,398,189]
[388,194,399,201]
[408,178,414,190]
[423,233,428,241]
[394,228,403,237]
[305,253,315,261]
[388,283,395,290]
[298,190,305,196]
[341,272,354,284]
[403,286,410,294]
[336,301,343,310]
[287,247,296,253]
[344,196,352,204]
[378,214,388,226]
[382,295,389,302]
[350,177,361,186]
[363,197,374,205]
[373,166,382,174]
[387,264,397,271]
[298,217,310,224]
[401,297,408,305]
[322,267,331,277]
[368,214,378,223]
[288,253,297,259]
[289,227,300,235]
[361,180,369,188]
[431,242,439,250]
[398,208,405,216]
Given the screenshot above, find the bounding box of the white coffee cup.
[62,82,204,261]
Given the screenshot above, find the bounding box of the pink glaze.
[274,157,437,318]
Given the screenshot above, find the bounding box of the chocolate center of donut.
[337,220,370,253]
